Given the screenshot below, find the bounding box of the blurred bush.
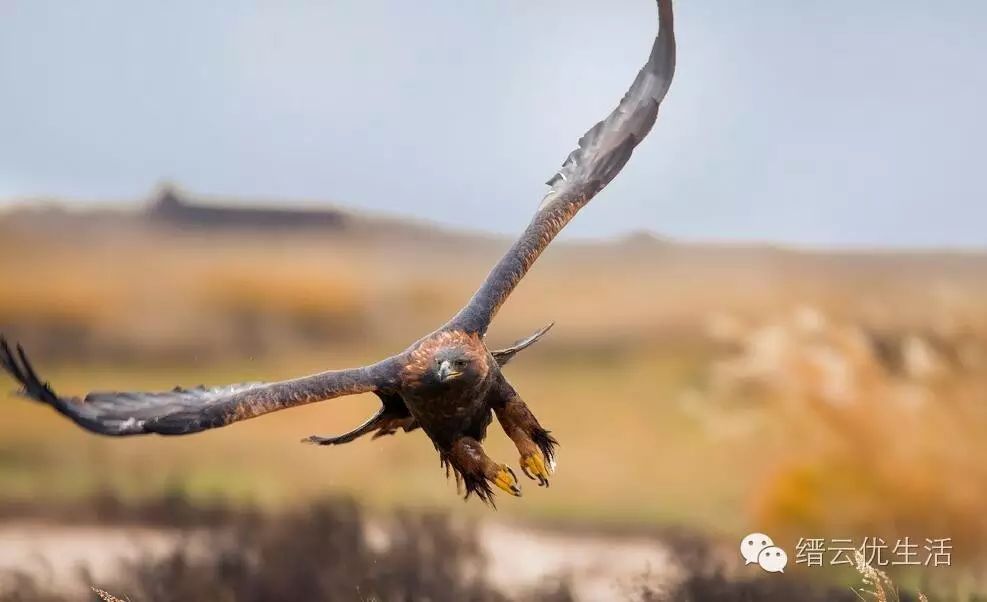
[686,305,987,562]
[0,494,571,602]
[0,493,924,602]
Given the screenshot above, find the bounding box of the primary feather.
[0,337,389,436]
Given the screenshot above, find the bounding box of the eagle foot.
[520,451,551,487]
[492,465,522,497]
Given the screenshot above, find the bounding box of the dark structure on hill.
[148,187,346,230]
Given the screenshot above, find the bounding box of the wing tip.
[492,322,556,367]
[0,335,23,384]
[0,335,60,406]
[301,433,358,446]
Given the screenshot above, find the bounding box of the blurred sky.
[0,0,984,247]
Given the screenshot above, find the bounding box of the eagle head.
[404,330,491,390]
[433,347,479,383]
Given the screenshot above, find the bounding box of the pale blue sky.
[1,0,984,246]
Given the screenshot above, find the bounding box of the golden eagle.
[1,0,676,504]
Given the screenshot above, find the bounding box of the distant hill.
[148,186,346,230]
[0,186,494,245]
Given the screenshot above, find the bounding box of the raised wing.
[449,0,676,335]
[0,337,395,436]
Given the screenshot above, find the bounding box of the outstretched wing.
[0,337,395,436]
[449,0,676,335]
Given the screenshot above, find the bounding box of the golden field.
[1,201,986,596]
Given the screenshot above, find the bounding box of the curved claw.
[492,465,522,497]
[520,452,552,488]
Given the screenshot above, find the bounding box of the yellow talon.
[521,452,552,487]
[492,465,522,497]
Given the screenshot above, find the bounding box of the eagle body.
[1,0,676,504]
[399,330,495,449]
[401,330,488,434]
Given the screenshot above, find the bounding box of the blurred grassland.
[2,212,987,556]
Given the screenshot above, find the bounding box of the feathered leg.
[441,436,521,506]
[491,378,558,487]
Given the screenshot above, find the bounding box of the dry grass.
[852,549,931,602]
[853,548,899,602]
[687,305,987,568]
[90,588,126,602]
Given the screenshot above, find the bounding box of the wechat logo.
[741,532,788,573]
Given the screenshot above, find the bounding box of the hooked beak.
[437,360,462,382]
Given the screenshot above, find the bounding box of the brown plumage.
[0,0,676,504]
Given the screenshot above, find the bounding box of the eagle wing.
[302,390,418,446]
[449,0,676,335]
[0,337,396,436]
[490,323,554,367]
